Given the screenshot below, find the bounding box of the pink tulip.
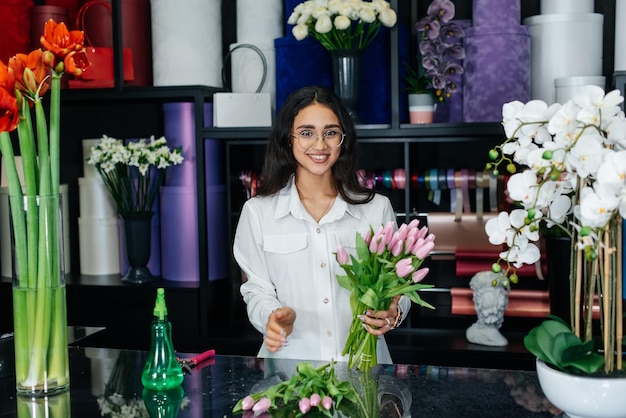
[412,267,430,283]
[376,237,386,255]
[404,236,415,255]
[252,397,271,413]
[391,239,403,257]
[395,258,414,278]
[322,396,333,410]
[415,226,429,241]
[414,240,435,260]
[363,229,372,245]
[406,227,419,240]
[424,232,436,243]
[241,396,255,410]
[310,393,321,406]
[396,223,408,240]
[336,245,349,265]
[407,219,420,230]
[299,398,311,414]
[383,221,395,245]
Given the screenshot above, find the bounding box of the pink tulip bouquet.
[336,219,436,371]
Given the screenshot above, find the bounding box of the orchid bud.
[395,258,414,278]
[299,398,311,414]
[322,396,333,410]
[412,267,430,283]
[336,245,349,265]
[252,397,271,413]
[414,240,435,260]
[241,396,255,410]
[310,393,321,406]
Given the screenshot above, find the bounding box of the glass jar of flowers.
[88,135,183,284]
[0,19,90,396]
[485,86,626,416]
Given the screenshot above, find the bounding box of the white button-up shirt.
[234,176,409,363]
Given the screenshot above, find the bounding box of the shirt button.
[327,331,332,337]
[323,298,329,304]
[320,262,326,268]
[316,228,321,233]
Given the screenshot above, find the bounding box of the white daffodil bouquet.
[288,0,398,50]
[485,86,626,375]
[88,135,183,215]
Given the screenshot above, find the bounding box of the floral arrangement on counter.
[484,86,625,375]
[410,0,465,102]
[336,219,435,371]
[233,361,371,417]
[0,19,90,393]
[287,0,398,50]
[87,135,184,215]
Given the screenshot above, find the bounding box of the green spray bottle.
[141,288,184,390]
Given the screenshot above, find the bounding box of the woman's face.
[291,103,343,178]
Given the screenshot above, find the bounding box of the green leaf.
[359,288,379,308]
[336,274,352,290]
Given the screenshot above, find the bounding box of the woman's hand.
[358,295,402,337]
[264,307,296,352]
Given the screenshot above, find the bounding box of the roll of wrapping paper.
[79,217,120,275]
[236,0,282,43]
[472,0,521,28]
[462,25,531,122]
[455,250,546,278]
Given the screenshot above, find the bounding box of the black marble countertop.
[0,342,562,417]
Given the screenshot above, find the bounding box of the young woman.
[233,86,409,362]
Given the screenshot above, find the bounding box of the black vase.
[329,48,363,123]
[121,212,155,284]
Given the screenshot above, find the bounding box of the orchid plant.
[485,86,625,375]
[336,219,435,371]
[412,0,465,102]
[88,135,183,215]
[287,0,398,51]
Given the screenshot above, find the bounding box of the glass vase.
[10,194,69,396]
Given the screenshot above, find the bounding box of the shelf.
[60,85,223,103]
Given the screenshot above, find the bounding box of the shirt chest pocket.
[263,234,308,255]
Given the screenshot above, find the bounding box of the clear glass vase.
[10,194,69,396]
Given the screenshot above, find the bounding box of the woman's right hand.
[264,307,296,352]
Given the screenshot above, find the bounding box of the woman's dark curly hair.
[256,85,374,205]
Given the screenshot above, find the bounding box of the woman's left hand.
[358,295,402,336]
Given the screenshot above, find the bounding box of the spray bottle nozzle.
[153,288,168,320]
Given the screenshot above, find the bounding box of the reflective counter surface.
[0,344,561,417]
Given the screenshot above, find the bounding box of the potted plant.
[406,0,465,124]
[485,85,626,417]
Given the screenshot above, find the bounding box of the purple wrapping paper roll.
[462,25,530,123]
[472,0,521,28]
[162,102,214,187]
[160,186,200,281]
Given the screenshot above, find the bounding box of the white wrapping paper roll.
[0,184,71,277]
[79,177,116,218]
[540,0,593,14]
[78,217,120,275]
[150,0,222,86]
[555,76,606,103]
[230,42,277,111]
[236,0,283,43]
[616,0,626,71]
[524,13,603,103]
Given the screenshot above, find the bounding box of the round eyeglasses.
[292,129,345,150]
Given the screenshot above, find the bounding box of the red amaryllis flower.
[40,20,86,70]
[0,59,15,94]
[63,50,90,76]
[9,50,50,100]
[0,87,19,132]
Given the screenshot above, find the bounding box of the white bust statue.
[466,270,509,346]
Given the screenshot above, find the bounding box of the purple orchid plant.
[409,0,465,102]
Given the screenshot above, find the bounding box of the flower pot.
[10,194,69,396]
[536,359,626,418]
[408,94,435,124]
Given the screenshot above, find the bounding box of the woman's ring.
[385,318,391,327]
